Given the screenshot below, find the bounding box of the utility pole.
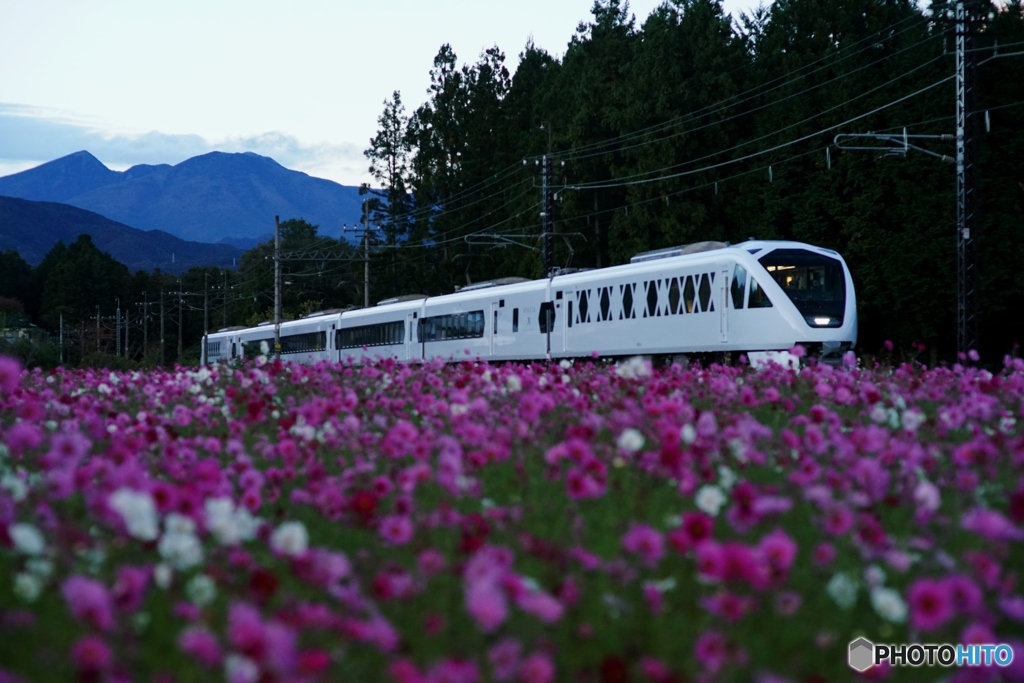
[142,292,149,363]
[59,313,63,365]
[159,286,165,366]
[343,201,377,308]
[955,0,979,356]
[540,122,555,276]
[116,298,121,357]
[274,215,282,360]
[363,203,370,307]
[177,279,184,363]
[222,271,228,329]
[203,271,209,363]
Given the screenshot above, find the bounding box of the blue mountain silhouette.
[0,151,366,244]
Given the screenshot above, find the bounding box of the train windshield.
[758,249,845,327]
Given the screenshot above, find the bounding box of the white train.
[201,239,857,367]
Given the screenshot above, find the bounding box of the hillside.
[0,195,242,274]
[0,151,366,244]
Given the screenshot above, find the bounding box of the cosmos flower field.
[2,350,1024,683]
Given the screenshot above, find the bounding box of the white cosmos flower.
[165,513,196,536]
[615,356,652,380]
[826,572,858,610]
[270,521,309,557]
[901,408,925,432]
[616,428,645,453]
[9,523,45,555]
[680,424,697,445]
[158,531,204,570]
[505,374,522,393]
[204,498,257,546]
[154,563,173,589]
[108,488,160,541]
[225,654,260,683]
[1,473,27,502]
[14,572,43,602]
[871,586,907,623]
[185,574,217,606]
[695,485,727,517]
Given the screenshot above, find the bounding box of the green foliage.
[352,0,1023,362]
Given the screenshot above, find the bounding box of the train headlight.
[805,315,841,328]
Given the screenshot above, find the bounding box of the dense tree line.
[0,221,360,368]
[363,0,1024,362]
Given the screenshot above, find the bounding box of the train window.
[600,287,611,321]
[513,308,519,332]
[494,310,498,334]
[683,276,696,313]
[645,281,658,317]
[621,284,634,319]
[698,274,713,312]
[731,265,747,309]
[564,304,569,329]
[748,278,773,308]
[539,302,555,333]
[231,343,237,359]
[417,311,485,342]
[578,290,589,324]
[667,278,679,314]
[337,322,404,349]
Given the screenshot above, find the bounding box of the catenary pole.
[275,215,282,360]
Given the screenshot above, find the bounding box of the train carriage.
[201,240,856,367]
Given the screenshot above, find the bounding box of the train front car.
[738,241,857,364]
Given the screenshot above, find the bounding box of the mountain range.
[0,196,243,274]
[0,150,367,244]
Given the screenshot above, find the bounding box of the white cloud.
[0,103,367,186]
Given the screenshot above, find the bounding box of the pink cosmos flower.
[822,505,854,536]
[428,658,480,683]
[759,529,798,573]
[0,355,21,394]
[695,541,726,581]
[71,636,111,678]
[643,582,664,615]
[389,659,427,683]
[418,548,447,577]
[639,657,673,683]
[516,589,564,624]
[178,626,222,667]
[943,574,982,615]
[622,524,665,567]
[487,643,520,683]
[960,507,1024,541]
[465,583,508,632]
[694,630,729,673]
[111,566,150,613]
[907,578,954,632]
[518,652,554,683]
[379,514,415,545]
[62,576,115,632]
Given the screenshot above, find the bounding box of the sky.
[0,0,765,188]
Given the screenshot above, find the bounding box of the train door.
[560,287,574,354]
[489,301,501,356]
[719,267,729,343]
[405,312,416,361]
[546,290,566,357]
